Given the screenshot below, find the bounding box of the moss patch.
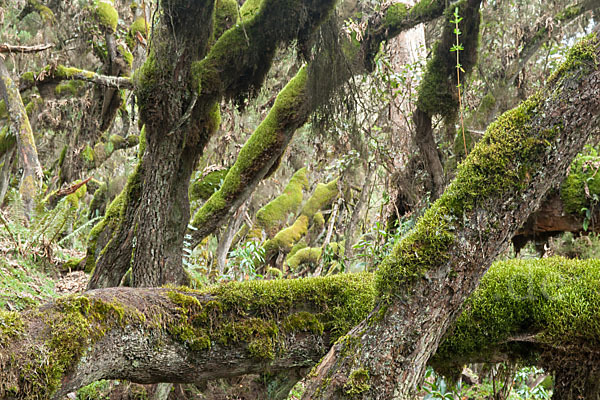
[561,148,600,216]
[434,257,600,368]
[164,272,376,360]
[256,167,308,236]
[95,1,119,32]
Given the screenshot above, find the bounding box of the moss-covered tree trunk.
[0,57,42,216]
[300,33,600,399]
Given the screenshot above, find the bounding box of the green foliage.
[224,240,266,280]
[550,232,600,259]
[76,380,110,400]
[560,146,600,220]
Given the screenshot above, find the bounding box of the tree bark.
[300,32,600,399]
[0,57,42,216]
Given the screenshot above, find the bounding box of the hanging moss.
[255,167,309,236]
[95,1,119,32]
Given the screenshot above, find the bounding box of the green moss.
[0,311,24,348]
[264,215,309,254]
[548,33,598,85]
[130,17,146,36]
[239,0,262,21]
[434,257,600,368]
[55,65,95,80]
[373,33,600,299]
[20,71,35,85]
[0,126,16,157]
[301,178,339,218]
[189,168,229,202]
[191,67,308,229]
[54,80,84,96]
[256,167,308,235]
[82,144,95,165]
[117,45,134,70]
[286,247,322,269]
[12,295,140,398]
[95,1,119,32]
[344,368,371,395]
[384,3,408,29]
[214,0,239,39]
[27,0,54,22]
[560,149,600,215]
[287,239,307,259]
[163,273,375,362]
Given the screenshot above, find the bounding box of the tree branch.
[300,32,600,399]
[19,65,133,92]
[3,258,600,398]
[0,43,53,53]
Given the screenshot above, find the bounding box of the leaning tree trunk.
[300,32,600,399]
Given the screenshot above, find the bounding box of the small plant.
[450,6,468,156]
[422,367,462,400]
[223,240,265,281]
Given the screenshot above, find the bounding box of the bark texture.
[300,33,600,399]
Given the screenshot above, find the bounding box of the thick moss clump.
[167,274,374,360]
[255,167,308,236]
[262,176,339,257]
[286,247,322,269]
[344,368,371,395]
[560,149,600,216]
[434,257,600,367]
[301,178,339,218]
[548,33,598,84]
[95,1,119,32]
[165,273,375,360]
